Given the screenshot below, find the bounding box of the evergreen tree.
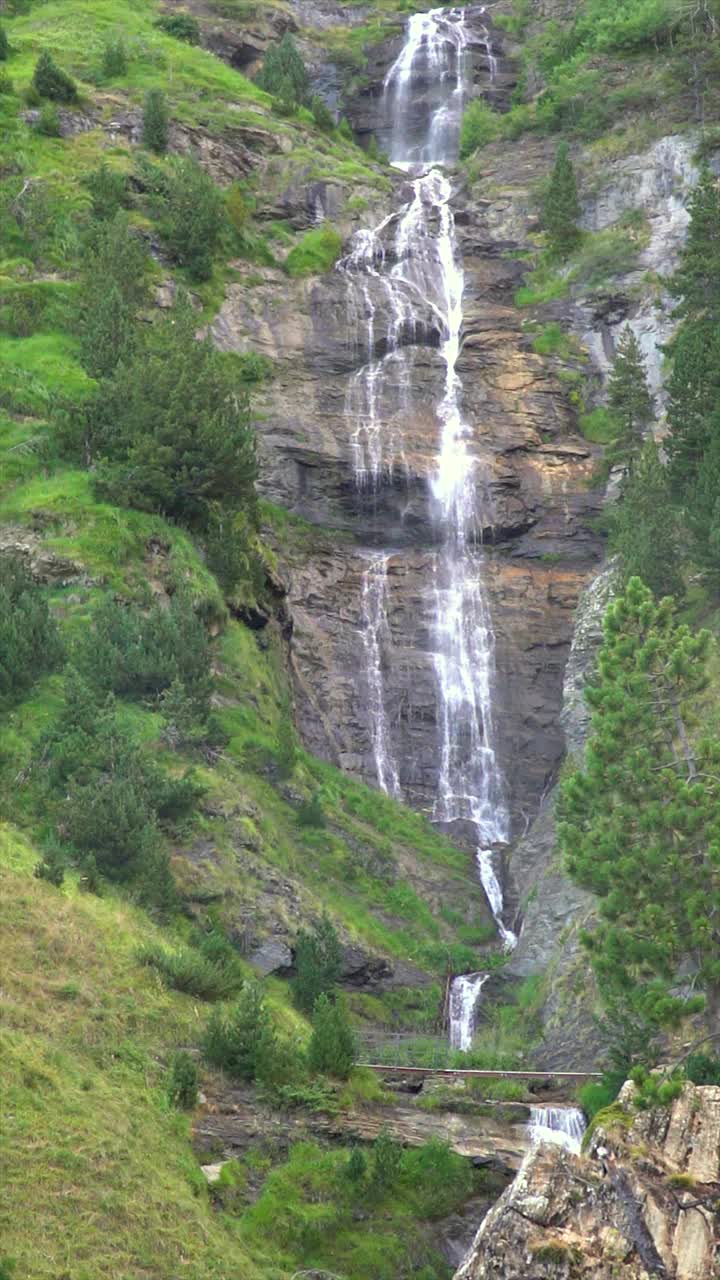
[0,25,10,62]
[607,326,654,463]
[669,167,720,321]
[32,51,78,102]
[665,319,720,497]
[168,1052,199,1109]
[85,300,257,530]
[369,1129,402,1196]
[608,441,684,599]
[345,1146,367,1183]
[0,555,63,704]
[292,915,342,1014]
[559,578,720,1033]
[76,212,148,381]
[256,33,309,107]
[541,142,581,257]
[157,156,226,282]
[143,88,169,154]
[308,993,356,1079]
[202,983,277,1081]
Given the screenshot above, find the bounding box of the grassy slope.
[0,831,264,1280]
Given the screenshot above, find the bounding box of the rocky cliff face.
[455,1083,720,1280]
[212,8,604,841]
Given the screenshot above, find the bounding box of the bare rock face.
[455,1084,720,1280]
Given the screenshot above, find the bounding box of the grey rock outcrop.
[455,1083,720,1280]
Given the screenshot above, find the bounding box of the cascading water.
[449,973,488,1051]
[528,1106,587,1155]
[342,7,514,1048]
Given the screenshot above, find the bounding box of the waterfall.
[528,1107,587,1155]
[449,972,488,1051]
[360,552,401,797]
[341,6,514,1045]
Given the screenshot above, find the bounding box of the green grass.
[578,406,621,444]
[284,225,343,277]
[0,840,263,1280]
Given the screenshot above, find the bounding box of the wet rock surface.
[455,1083,720,1280]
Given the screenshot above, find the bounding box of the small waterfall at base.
[449,973,488,1051]
[528,1106,587,1155]
[340,5,516,1046]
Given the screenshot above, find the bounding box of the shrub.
[345,1146,367,1182]
[143,88,169,154]
[297,792,326,828]
[686,1053,720,1085]
[138,941,243,1000]
[156,156,226,281]
[156,13,201,43]
[168,1051,199,1109]
[202,983,277,1081]
[401,1139,473,1218]
[86,300,257,530]
[308,993,356,1079]
[578,1078,619,1120]
[0,24,8,61]
[83,163,128,221]
[460,98,500,158]
[36,103,61,137]
[32,51,78,103]
[0,555,63,704]
[74,594,213,712]
[292,916,342,1014]
[256,33,309,107]
[34,848,65,888]
[285,226,342,278]
[101,36,128,78]
[311,95,335,132]
[369,1128,402,1196]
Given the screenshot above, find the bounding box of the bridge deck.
[357,1064,601,1081]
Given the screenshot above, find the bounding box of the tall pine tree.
[607,326,654,464]
[542,142,581,257]
[559,578,720,1033]
[609,441,683,598]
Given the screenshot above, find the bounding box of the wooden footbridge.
[354,1033,601,1082]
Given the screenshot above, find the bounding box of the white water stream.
[341,8,513,1049]
[528,1106,587,1155]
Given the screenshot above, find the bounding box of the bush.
[156,156,227,282]
[143,88,169,154]
[36,103,61,137]
[0,555,63,704]
[578,1077,620,1120]
[74,594,213,712]
[168,1051,199,1109]
[0,24,8,61]
[83,163,128,221]
[101,36,128,78]
[345,1146,367,1183]
[32,51,78,103]
[401,1138,473,1218]
[202,983,277,1081]
[685,1053,720,1085]
[369,1129,402,1196]
[292,916,342,1014]
[156,13,200,43]
[256,33,309,107]
[297,792,326,828]
[285,226,342,278]
[460,99,500,158]
[0,72,13,95]
[86,300,257,530]
[34,848,65,888]
[311,95,335,132]
[308,993,356,1079]
[138,940,243,1000]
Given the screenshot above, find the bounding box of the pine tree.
[345,1146,367,1183]
[308,993,356,1078]
[292,915,342,1014]
[32,51,78,103]
[608,441,684,599]
[669,167,720,321]
[202,983,277,1081]
[0,555,63,703]
[369,1129,402,1196]
[607,326,654,463]
[143,88,169,154]
[542,142,581,257]
[256,33,309,107]
[665,318,720,497]
[559,578,720,1033]
[0,24,9,62]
